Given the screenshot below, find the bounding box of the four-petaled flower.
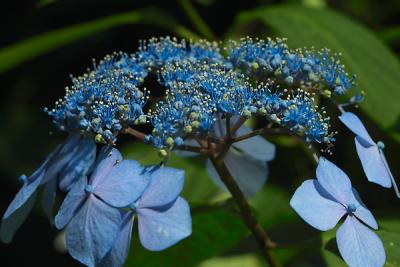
[339,112,400,198]
[99,166,191,267]
[55,147,151,266]
[290,157,385,267]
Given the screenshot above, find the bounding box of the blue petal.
[99,211,135,267]
[3,172,43,219]
[290,180,346,231]
[41,137,83,185]
[351,188,378,230]
[65,195,122,267]
[233,125,276,162]
[137,167,184,208]
[339,112,375,146]
[336,216,385,267]
[55,176,87,229]
[58,133,81,155]
[0,191,37,243]
[94,160,150,208]
[42,177,57,223]
[316,157,353,205]
[59,138,96,191]
[206,149,268,198]
[89,147,122,189]
[355,138,392,188]
[138,197,191,251]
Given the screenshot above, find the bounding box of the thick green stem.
[209,156,282,267]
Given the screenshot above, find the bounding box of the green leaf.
[250,185,295,228]
[126,207,248,267]
[379,219,400,267]
[198,253,267,267]
[122,142,219,202]
[380,26,400,45]
[0,8,198,74]
[230,4,400,141]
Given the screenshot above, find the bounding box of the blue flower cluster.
[148,61,332,148]
[46,37,348,148]
[228,37,355,95]
[45,52,149,144]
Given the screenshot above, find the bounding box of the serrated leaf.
[230,4,400,142]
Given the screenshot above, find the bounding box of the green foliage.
[230,4,400,142]
[0,8,197,74]
[127,208,248,267]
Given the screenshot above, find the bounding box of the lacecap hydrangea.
[1,37,396,267]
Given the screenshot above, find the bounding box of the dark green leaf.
[0,8,198,73]
[230,4,400,141]
[127,207,248,267]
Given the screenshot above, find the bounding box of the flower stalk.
[209,155,281,267]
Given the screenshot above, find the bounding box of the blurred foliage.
[0,0,399,266]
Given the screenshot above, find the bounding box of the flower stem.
[209,155,282,267]
[177,0,216,39]
[125,127,146,141]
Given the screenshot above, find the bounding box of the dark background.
[0,0,399,266]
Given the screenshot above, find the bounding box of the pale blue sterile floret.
[339,112,400,198]
[55,146,191,267]
[290,157,385,267]
[55,146,151,266]
[100,166,191,267]
[0,133,96,243]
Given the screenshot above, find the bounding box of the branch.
[232,127,291,143]
[209,156,282,267]
[124,127,146,141]
[174,144,210,155]
[230,116,247,134]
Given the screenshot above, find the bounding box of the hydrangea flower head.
[290,157,385,267]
